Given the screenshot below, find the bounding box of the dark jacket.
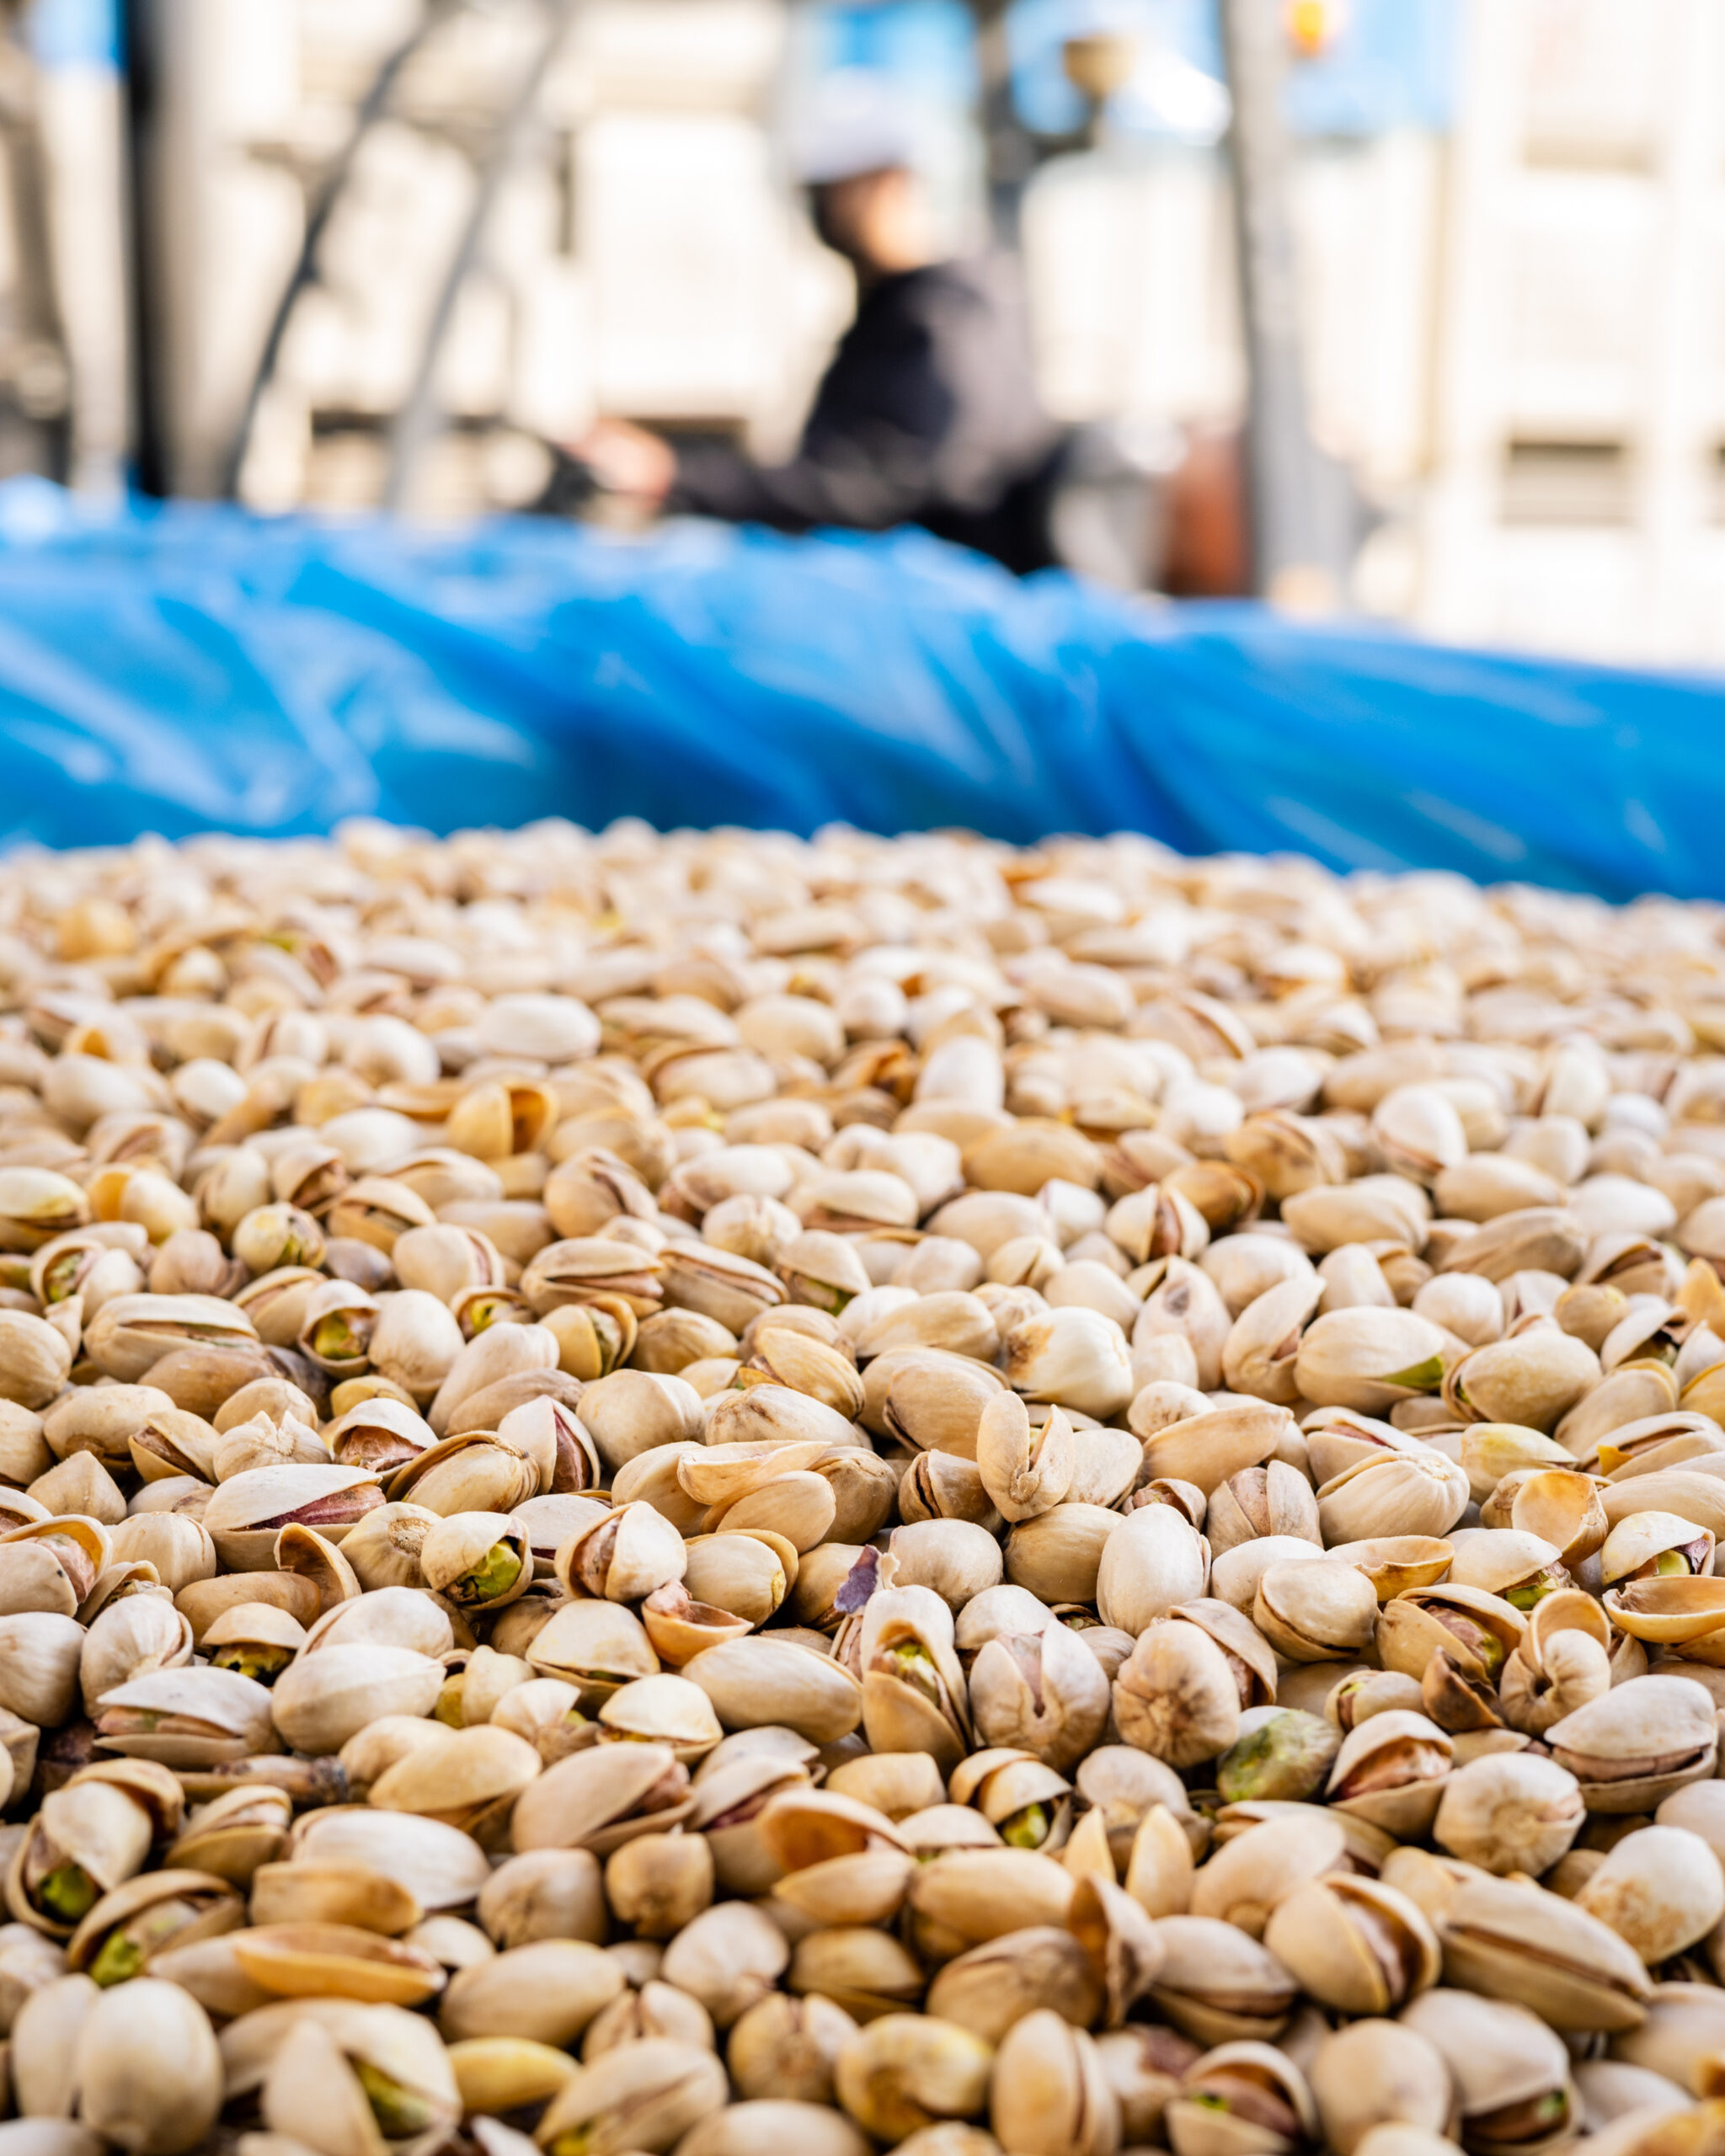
[668,254,1066,574]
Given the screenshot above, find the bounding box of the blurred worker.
[572,85,1071,575]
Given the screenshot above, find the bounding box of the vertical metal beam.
[382,0,576,516]
[1218,0,1337,607]
[0,34,71,483]
[970,0,1033,242]
[120,0,166,494]
[222,1,457,500]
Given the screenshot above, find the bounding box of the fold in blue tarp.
[0,480,1718,901]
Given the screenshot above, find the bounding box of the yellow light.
[1285,0,1346,58]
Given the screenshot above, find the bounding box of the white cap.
[788,69,921,185]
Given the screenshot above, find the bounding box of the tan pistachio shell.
[93,1664,278,1768]
[74,1975,222,2155]
[1575,1824,1725,1962]
[227,1919,447,2006]
[1435,1872,1653,2032]
[1146,1915,1298,2047]
[248,1861,420,1935]
[440,1936,625,2046]
[681,1637,862,1746]
[174,1572,321,1646]
[1261,1872,1440,2015]
[510,1742,695,1856]
[1546,1674,1719,1812]
[287,1807,493,1911]
[1253,1561,1379,1663]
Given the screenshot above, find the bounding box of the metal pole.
[222,0,462,501]
[382,0,575,516]
[970,0,1033,243]
[1218,0,1337,608]
[120,0,165,494]
[0,29,72,483]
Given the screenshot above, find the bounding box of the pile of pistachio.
[6,826,1725,2156]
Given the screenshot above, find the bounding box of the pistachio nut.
[1402,1986,1575,2154]
[1307,2019,1453,2156]
[511,1742,694,1857]
[1573,1825,1725,1963]
[1146,1916,1298,2047]
[1546,1674,1719,1812]
[1262,1872,1439,2015]
[1436,1872,1653,2032]
[988,2008,1119,2156]
[75,1974,222,2153]
[834,2014,995,2143]
[1164,2038,1315,2156]
[726,1988,857,2105]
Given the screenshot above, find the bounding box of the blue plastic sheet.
[0,479,1720,901]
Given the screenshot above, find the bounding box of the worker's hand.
[574,418,677,505]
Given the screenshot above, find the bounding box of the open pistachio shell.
[227,1920,447,2005]
[17,825,1725,2156]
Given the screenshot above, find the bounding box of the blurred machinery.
[3,0,1720,659]
[0,0,124,491]
[113,0,1400,543]
[127,0,850,514]
[1423,0,1725,663]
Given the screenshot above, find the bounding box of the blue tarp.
[0,480,1719,901]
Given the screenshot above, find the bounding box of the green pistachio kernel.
[312,1314,359,1360]
[355,2061,435,2138]
[1000,1802,1052,1850]
[797,1278,852,1316]
[88,1929,145,1987]
[210,1643,293,1684]
[36,1861,99,1924]
[457,1543,523,1604]
[1215,1710,1336,1805]
[883,1640,942,1706]
[1381,1354,1445,1392]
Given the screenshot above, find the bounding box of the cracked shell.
[1261,1873,1439,2015]
[834,2014,995,2145]
[1146,1917,1298,2048]
[510,1742,694,1857]
[1436,1872,1653,2033]
[1165,2039,1315,2156]
[1546,1674,1719,1812]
